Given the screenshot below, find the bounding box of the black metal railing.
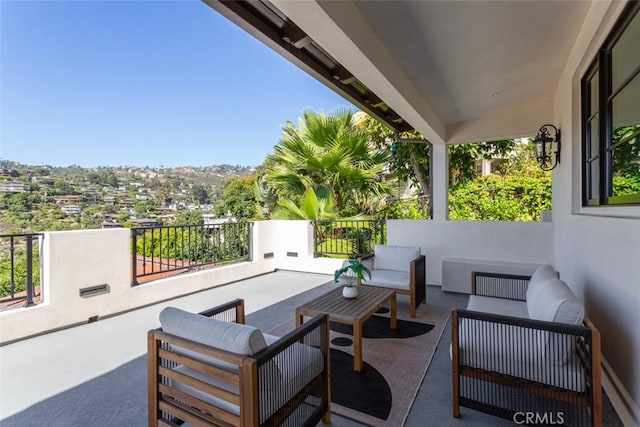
[312,219,386,258]
[131,222,252,285]
[0,233,43,307]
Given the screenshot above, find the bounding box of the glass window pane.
[612,11,640,90]
[590,72,599,114]
[612,74,640,137]
[611,135,640,197]
[611,73,640,198]
[589,115,599,158]
[589,159,600,200]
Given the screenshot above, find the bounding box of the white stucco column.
[431,143,448,220]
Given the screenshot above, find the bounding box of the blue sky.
[0,0,354,168]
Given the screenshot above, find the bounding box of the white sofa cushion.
[159,307,267,372]
[172,365,241,416]
[528,279,585,366]
[467,295,529,319]
[367,269,410,290]
[526,265,558,317]
[528,279,584,325]
[160,307,267,354]
[456,318,586,392]
[171,332,324,420]
[260,333,325,421]
[374,244,420,273]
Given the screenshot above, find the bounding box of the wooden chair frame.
[359,253,426,318]
[148,299,331,427]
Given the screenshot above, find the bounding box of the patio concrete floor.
[0,270,623,426]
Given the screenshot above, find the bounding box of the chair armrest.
[253,314,330,425]
[410,255,426,286]
[410,255,425,266]
[254,314,329,362]
[199,298,245,324]
[452,308,596,373]
[358,254,374,268]
[453,308,591,335]
[471,272,531,301]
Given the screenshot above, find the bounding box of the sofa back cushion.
[159,308,281,417]
[159,307,267,371]
[527,278,585,366]
[528,279,584,325]
[526,265,558,317]
[374,244,420,272]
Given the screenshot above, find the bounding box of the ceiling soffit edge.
[446,97,554,145]
[203,0,413,133]
[310,0,446,143]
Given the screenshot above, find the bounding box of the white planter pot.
[343,286,358,299]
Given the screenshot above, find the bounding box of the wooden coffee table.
[296,286,396,372]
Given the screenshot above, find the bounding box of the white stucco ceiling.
[352,1,590,126]
[277,0,589,143]
[267,0,592,142]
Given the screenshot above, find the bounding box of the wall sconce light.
[534,124,561,171]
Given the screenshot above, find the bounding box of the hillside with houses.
[0,161,255,233]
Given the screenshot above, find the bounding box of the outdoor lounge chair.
[451,266,602,426]
[359,244,426,317]
[147,299,330,426]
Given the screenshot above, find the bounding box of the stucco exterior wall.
[0,221,345,344]
[0,228,276,343]
[553,1,640,422]
[254,220,345,273]
[387,220,554,286]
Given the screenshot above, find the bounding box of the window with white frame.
[582,1,640,206]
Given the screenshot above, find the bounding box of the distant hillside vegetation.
[0,161,256,233]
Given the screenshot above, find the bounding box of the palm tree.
[264,109,391,216]
[273,186,336,220]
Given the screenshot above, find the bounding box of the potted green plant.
[334,259,371,299]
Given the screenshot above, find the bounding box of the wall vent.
[263,252,274,259]
[79,284,110,298]
[286,251,298,257]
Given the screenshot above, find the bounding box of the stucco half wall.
[386,219,554,286]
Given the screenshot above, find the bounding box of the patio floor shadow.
[0,273,624,427]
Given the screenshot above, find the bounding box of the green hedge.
[449,175,551,221]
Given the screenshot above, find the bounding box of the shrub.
[0,251,41,298]
[449,175,551,221]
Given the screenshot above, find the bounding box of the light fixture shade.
[534,124,561,170]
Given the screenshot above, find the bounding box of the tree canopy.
[359,113,516,196]
[215,173,263,221]
[264,109,391,216]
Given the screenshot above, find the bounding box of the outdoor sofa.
[451,265,602,427]
[359,244,426,317]
[147,299,330,426]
